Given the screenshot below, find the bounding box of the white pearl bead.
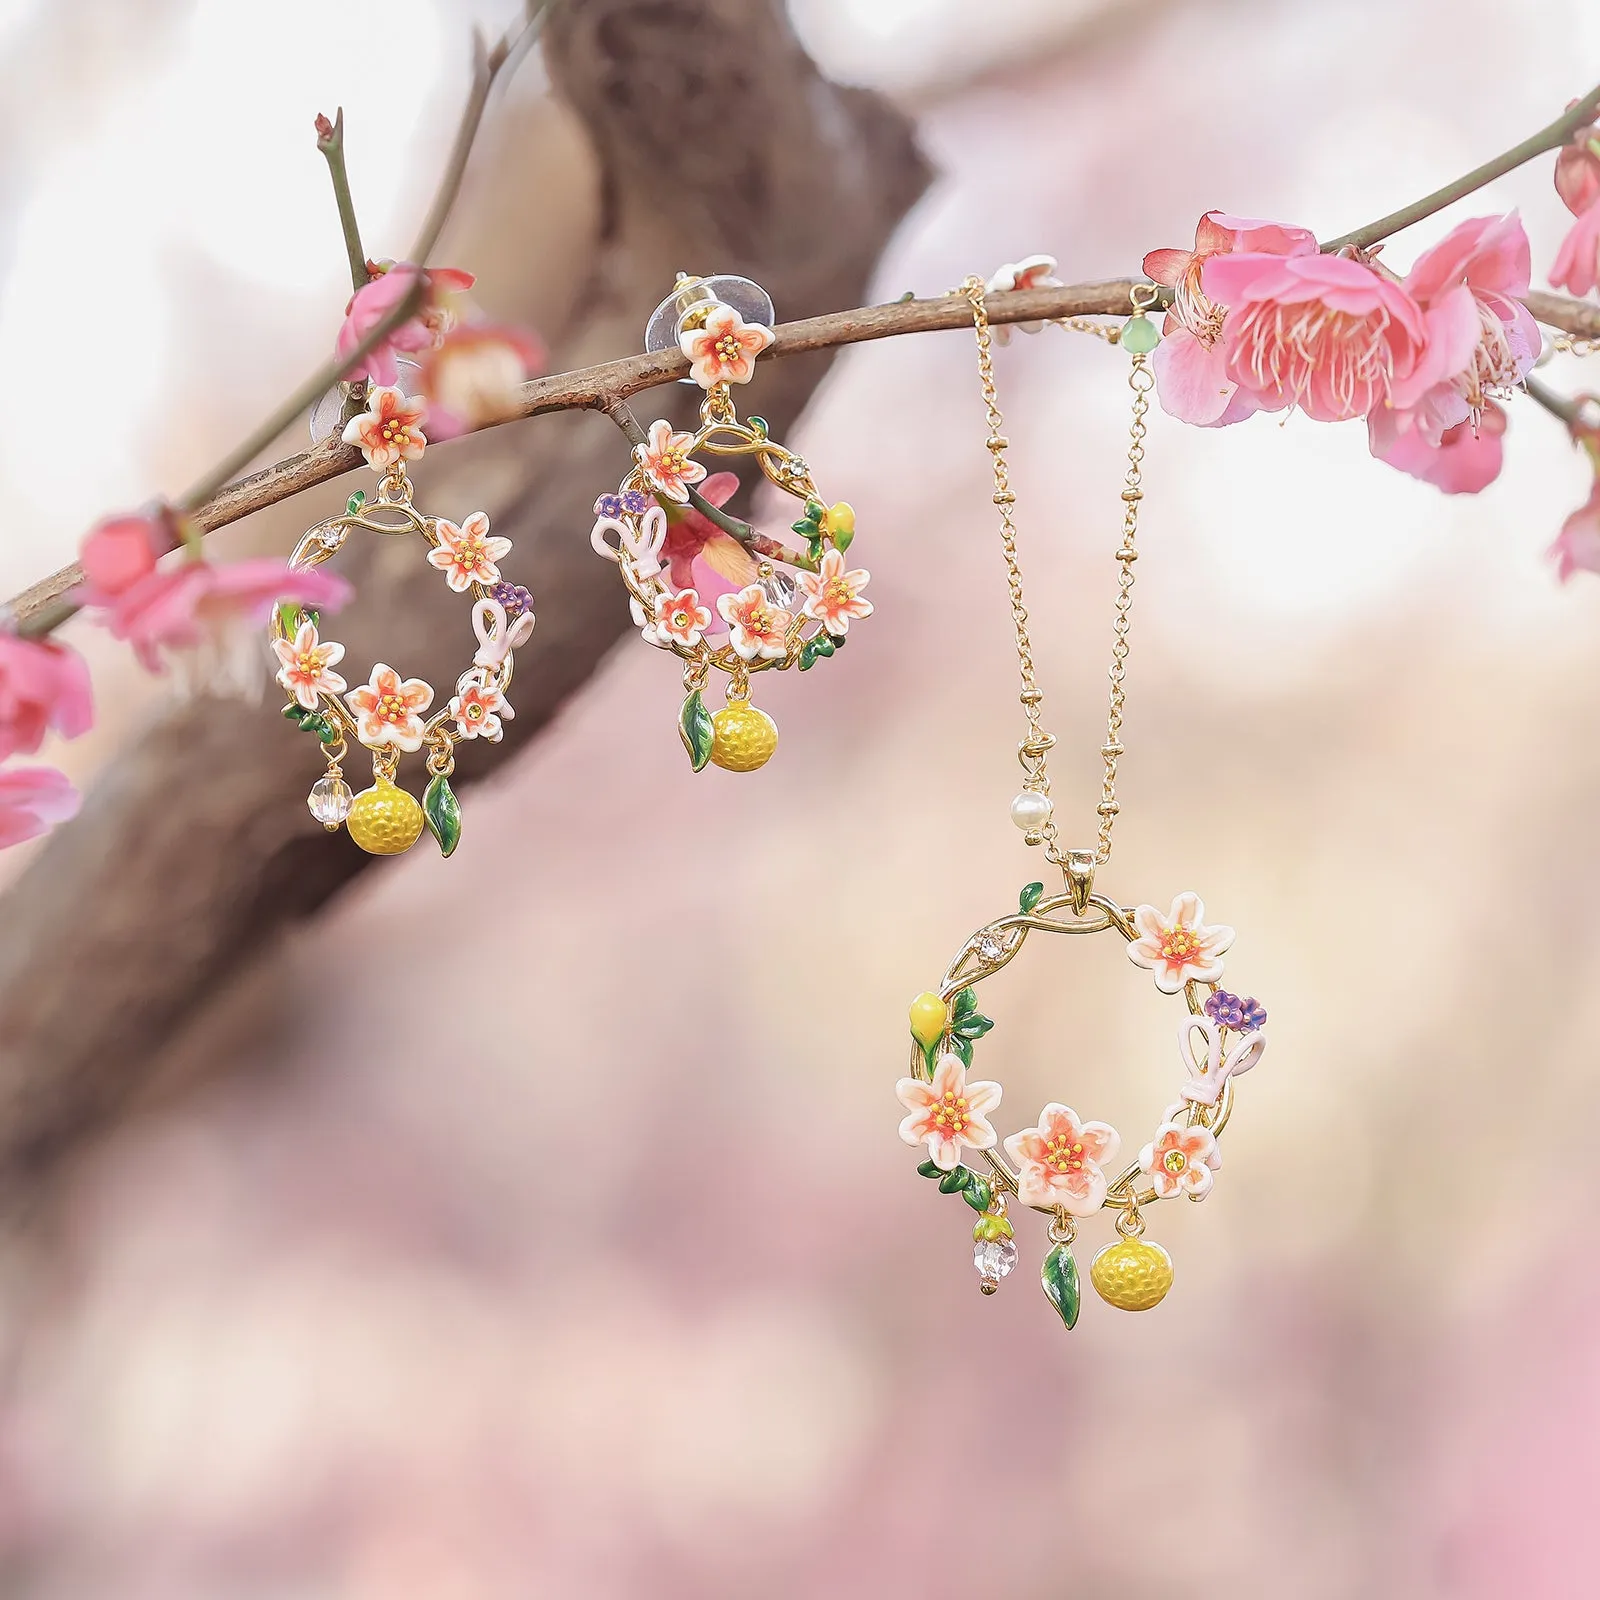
[1009,790,1052,831]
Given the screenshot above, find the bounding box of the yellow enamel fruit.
[709,702,778,772]
[346,776,425,855]
[1090,1237,1175,1311]
[823,501,856,539]
[908,991,949,1049]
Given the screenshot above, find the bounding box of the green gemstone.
[1121,314,1160,354]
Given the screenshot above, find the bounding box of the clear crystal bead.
[762,570,799,608]
[307,775,353,827]
[974,1237,1018,1287]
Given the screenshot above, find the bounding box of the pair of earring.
[275,271,867,854]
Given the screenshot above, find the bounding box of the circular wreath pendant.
[591,398,871,774]
[271,387,535,857]
[897,878,1268,1329]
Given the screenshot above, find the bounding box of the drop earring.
[273,384,535,856]
[590,273,871,773]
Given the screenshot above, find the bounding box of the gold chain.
[1550,332,1598,358]
[960,275,1158,871]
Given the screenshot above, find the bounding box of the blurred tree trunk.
[0,0,928,1202]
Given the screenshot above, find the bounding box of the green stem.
[315,108,369,293]
[1323,81,1600,253]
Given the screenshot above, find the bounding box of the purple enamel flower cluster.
[490,581,535,617]
[1204,989,1267,1032]
[593,489,652,519]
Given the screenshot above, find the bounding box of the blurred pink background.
[4,0,1600,1594]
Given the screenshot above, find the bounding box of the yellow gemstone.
[709,702,778,772]
[346,776,425,855]
[908,991,949,1048]
[1089,1237,1174,1311]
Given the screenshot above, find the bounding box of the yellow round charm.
[709,702,778,772]
[346,776,425,855]
[1090,1237,1174,1311]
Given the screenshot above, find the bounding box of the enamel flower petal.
[1126,892,1234,994]
[896,1053,1001,1171]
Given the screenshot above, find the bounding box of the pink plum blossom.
[895,1052,1002,1171]
[417,322,544,440]
[342,385,427,471]
[335,263,476,386]
[1003,1103,1121,1215]
[1126,892,1234,993]
[1139,1120,1221,1200]
[1550,200,1600,297]
[77,511,172,601]
[1203,249,1429,423]
[1370,400,1508,494]
[1549,478,1600,583]
[1555,118,1600,216]
[679,304,773,388]
[1143,211,1318,425]
[0,765,79,850]
[658,472,756,619]
[88,558,351,693]
[0,633,94,761]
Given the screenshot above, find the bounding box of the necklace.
[894,277,1270,1330]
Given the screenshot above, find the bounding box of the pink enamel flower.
[449,678,509,742]
[985,254,1063,341]
[342,384,427,471]
[716,584,792,662]
[0,634,94,762]
[428,511,511,593]
[895,1052,1002,1171]
[796,548,873,637]
[0,766,79,851]
[1003,1103,1121,1215]
[635,419,706,503]
[271,619,347,710]
[1140,1120,1221,1200]
[1143,212,1318,426]
[1203,249,1428,424]
[1127,893,1234,993]
[679,304,773,388]
[345,663,434,751]
[648,587,713,648]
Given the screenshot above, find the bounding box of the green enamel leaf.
[281,703,308,724]
[937,1166,971,1195]
[423,773,462,858]
[276,601,301,637]
[919,1037,940,1074]
[952,987,978,1020]
[954,1012,994,1041]
[1042,1243,1081,1331]
[952,1035,974,1067]
[1019,881,1045,913]
[962,1177,992,1212]
[346,491,366,515]
[916,1159,943,1180]
[679,690,715,772]
[747,415,769,437]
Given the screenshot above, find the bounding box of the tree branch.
[1322,81,1600,253]
[315,108,369,293]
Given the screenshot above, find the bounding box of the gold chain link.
[1550,332,1598,358]
[960,275,1158,871]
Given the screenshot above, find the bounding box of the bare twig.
[1322,81,1600,253]
[315,108,369,293]
[1527,290,1600,342]
[1526,373,1587,430]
